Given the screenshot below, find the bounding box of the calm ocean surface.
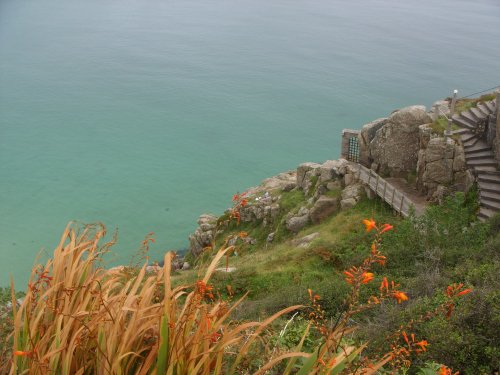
[1,0,500,286]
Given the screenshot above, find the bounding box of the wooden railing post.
[382,180,387,201]
[391,186,396,206]
[399,195,405,214]
[375,175,380,195]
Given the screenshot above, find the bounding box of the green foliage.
[269,316,315,351]
[454,93,496,114]
[308,176,319,196]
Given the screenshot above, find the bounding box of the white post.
[445,90,458,139]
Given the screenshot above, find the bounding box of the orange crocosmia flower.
[439,366,458,375]
[415,340,428,351]
[402,331,409,346]
[361,272,374,284]
[380,277,389,292]
[308,288,313,300]
[362,219,376,232]
[13,351,30,357]
[240,199,248,207]
[457,288,472,296]
[371,243,377,254]
[392,291,409,304]
[380,223,393,234]
[238,231,248,238]
[232,194,239,202]
[343,271,355,284]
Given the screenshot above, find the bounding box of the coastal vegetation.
[1,189,498,374]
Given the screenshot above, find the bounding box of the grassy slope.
[173,193,499,373]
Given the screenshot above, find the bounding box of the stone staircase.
[452,99,500,221]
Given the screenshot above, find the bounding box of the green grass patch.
[454,93,496,114]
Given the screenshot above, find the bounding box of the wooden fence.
[356,164,416,217]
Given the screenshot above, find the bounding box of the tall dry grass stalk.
[8,223,301,374]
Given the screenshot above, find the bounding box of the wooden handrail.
[355,163,416,217]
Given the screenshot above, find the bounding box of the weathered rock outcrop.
[369,106,432,177]
[416,137,474,201]
[188,214,217,257]
[358,118,387,166]
[309,196,339,224]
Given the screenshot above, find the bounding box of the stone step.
[478,181,500,193]
[463,137,480,148]
[475,165,499,173]
[470,107,488,119]
[478,173,500,184]
[479,207,497,221]
[475,169,500,176]
[451,128,470,135]
[460,132,477,143]
[460,111,479,125]
[481,191,500,203]
[483,100,496,113]
[481,198,500,211]
[477,102,495,116]
[452,115,477,130]
[467,158,497,167]
[464,142,491,153]
[465,150,495,160]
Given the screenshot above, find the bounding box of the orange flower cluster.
[444,283,472,319]
[440,365,460,375]
[379,277,409,304]
[343,268,374,285]
[342,220,408,306]
[231,192,248,224]
[196,280,214,299]
[307,288,326,336]
[362,218,393,234]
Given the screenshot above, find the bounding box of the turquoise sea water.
[1,0,500,286]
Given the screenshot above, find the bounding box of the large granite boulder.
[340,183,364,209]
[286,214,310,233]
[370,106,432,176]
[416,137,472,200]
[358,118,387,167]
[296,162,322,195]
[309,196,339,224]
[188,214,217,257]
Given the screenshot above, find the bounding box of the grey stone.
[423,159,454,185]
[296,162,321,190]
[453,170,475,192]
[340,198,357,209]
[292,232,320,248]
[359,118,388,166]
[326,181,342,191]
[370,106,432,176]
[298,206,309,216]
[286,215,310,233]
[341,183,364,201]
[267,232,275,243]
[319,160,341,182]
[419,124,432,149]
[182,262,190,270]
[453,145,466,172]
[309,196,339,224]
[197,214,217,226]
[344,173,354,186]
